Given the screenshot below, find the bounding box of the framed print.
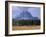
[5,1,45,36]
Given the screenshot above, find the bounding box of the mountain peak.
[15,8,39,20]
[16,10,33,20]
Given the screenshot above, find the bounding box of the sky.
[12,6,40,19]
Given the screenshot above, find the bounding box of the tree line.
[12,19,40,26]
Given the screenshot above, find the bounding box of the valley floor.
[12,25,40,30]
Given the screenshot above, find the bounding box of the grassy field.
[12,25,40,30]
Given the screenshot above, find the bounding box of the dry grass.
[12,25,40,30]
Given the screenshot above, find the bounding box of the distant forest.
[12,19,40,26]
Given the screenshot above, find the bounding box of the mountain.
[14,10,39,20]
